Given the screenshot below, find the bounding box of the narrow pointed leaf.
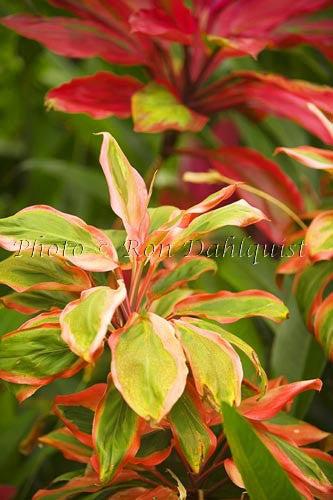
[110,312,188,422]
[0,252,91,292]
[99,133,149,244]
[149,257,217,300]
[314,294,333,361]
[222,403,304,500]
[173,320,243,408]
[39,428,92,463]
[132,82,208,133]
[173,290,289,323]
[260,413,329,446]
[0,324,82,385]
[306,211,333,262]
[276,146,333,172]
[47,72,143,119]
[60,282,126,362]
[92,381,141,483]
[169,387,216,473]
[133,429,172,466]
[0,205,118,272]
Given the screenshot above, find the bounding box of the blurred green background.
[0,1,332,498]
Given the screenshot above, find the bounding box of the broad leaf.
[92,381,141,483]
[173,320,242,408]
[60,282,126,362]
[39,428,92,463]
[0,324,82,385]
[149,257,217,299]
[169,387,216,473]
[132,82,207,133]
[98,133,150,244]
[150,288,193,318]
[222,403,303,500]
[0,289,77,314]
[173,290,289,323]
[0,205,118,272]
[314,294,333,361]
[0,252,91,292]
[134,429,172,466]
[109,312,188,422]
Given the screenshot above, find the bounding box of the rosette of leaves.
[0,134,331,499]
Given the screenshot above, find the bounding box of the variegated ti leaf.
[92,380,142,483]
[276,146,333,172]
[222,403,304,500]
[39,428,92,463]
[109,312,188,422]
[186,318,268,394]
[0,252,91,292]
[133,429,173,466]
[173,319,243,408]
[149,256,217,300]
[60,281,126,362]
[0,320,83,385]
[132,82,207,133]
[172,290,289,323]
[54,384,106,446]
[0,289,77,314]
[306,211,333,262]
[169,386,216,473]
[314,294,333,361]
[0,205,118,272]
[98,132,150,245]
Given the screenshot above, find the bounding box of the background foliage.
[0,1,332,498]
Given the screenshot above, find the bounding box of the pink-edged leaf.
[173,319,243,408]
[169,385,217,473]
[172,290,289,324]
[99,132,150,245]
[0,204,118,272]
[0,322,83,385]
[1,15,146,66]
[224,458,245,489]
[60,281,126,363]
[0,252,91,293]
[92,379,142,483]
[109,312,188,422]
[39,428,92,463]
[306,211,333,262]
[276,146,333,172]
[239,379,322,420]
[258,414,329,446]
[47,72,143,119]
[314,293,333,361]
[0,290,77,315]
[132,82,208,133]
[261,432,333,498]
[54,384,106,446]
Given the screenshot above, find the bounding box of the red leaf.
[47,72,143,119]
[239,379,322,420]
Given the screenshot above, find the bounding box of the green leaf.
[0,252,91,292]
[0,324,81,385]
[93,382,140,483]
[60,282,126,362]
[0,205,117,272]
[39,428,92,463]
[0,289,78,315]
[150,257,216,299]
[132,82,207,133]
[306,211,333,262]
[314,293,333,360]
[222,403,304,500]
[148,206,178,234]
[169,388,215,473]
[134,429,172,465]
[173,290,289,323]
[173,320,242,408]
[150,288,192,318]
[110,312,188,422]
